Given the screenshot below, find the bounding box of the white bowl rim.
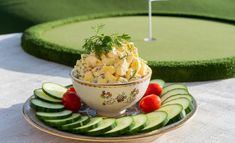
[70,67,152,86]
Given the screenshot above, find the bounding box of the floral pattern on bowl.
[101,88,139,105]
[71,68,152,117]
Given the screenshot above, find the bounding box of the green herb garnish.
[130,70,137,80]
[82,25,131,58]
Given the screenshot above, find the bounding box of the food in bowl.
[74,27,149,84]
[71,26,152,117]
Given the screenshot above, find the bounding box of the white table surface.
[0,33,235,143]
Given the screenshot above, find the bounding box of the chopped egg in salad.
[73,27,150,84]
[74,42,149,84]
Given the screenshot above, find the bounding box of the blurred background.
[0,0,235,34]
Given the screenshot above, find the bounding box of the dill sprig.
[82,25,131,58]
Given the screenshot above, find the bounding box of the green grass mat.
[22,16,235,81]
[1,0,235,34]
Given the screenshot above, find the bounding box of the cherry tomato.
[62,91,81,112]
[67,87,76,93]
[144,83,162,97]
[139,94,161,113]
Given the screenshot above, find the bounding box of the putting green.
[22,16,235,81]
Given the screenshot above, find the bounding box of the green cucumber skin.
[34,89,62,103]
[140,119,168,133]
[127,123,146,135]
[87,121,117,136]
[73,123,99,134]
[30,99,64,112]
[104,124,134,137]
[42,88,61,100]
[65,84,73,88]
[163,97,193,114]
[104,118,134,137]
[161,87,188,98]
[184,101,194,114]
[37,113,71,120]
[161,84,188,97]
[44,114,81,127]
[163,83,187,90]
[42,82,67,100]
[166,110,186,125]
[35,94,62,104]
[161,104,186,125]
[127,115,147,135]
[87,125,115,136]
[126,124,146,135]
[160,89,189,102]
[36,110,72,120]
[73,118,103,134]
[61,116,90,131]
[158,104,186,125]
[139,111,168,133]
[35,84,70,102]
[162,94,192,104]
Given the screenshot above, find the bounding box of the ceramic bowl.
[70,68,152,117]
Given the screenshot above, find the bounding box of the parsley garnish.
[130,70,137,80]
[82,25,131,58]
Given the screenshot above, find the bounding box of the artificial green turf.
[41,16,235,61]
[1,0,235,34]
[21,16,235,81]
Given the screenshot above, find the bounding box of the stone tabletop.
[0,33,234,143]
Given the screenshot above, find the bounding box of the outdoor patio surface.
[0,33,234,143]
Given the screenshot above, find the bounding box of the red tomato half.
[139,94,161,113]
[62,91,81,112]
[67,87,76,93]
[144,83,162,97]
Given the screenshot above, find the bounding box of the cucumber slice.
[162,94,192,104]
[36,110,72,120]
[158,104,186,125]
[42,82,67,99]
[87,118,116,136]
[65,84,73,88]
[128,114,147,134]
[61,116,90,131]
[150,79,165,88]
[140,111,168,133]
[161,89,189,102]
[34,89,62,103]
[163,97,193,114]
[161,84,188,96]
[45,113,81,127]
[30,98,64,112]
[73,117,103,133]
[104,116,133,137]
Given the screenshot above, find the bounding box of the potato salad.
[74,42,149,83]
[74,27,149,84]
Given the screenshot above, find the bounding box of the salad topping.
[74,26,149,83]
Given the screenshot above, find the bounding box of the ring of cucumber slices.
[28,82,196,137]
